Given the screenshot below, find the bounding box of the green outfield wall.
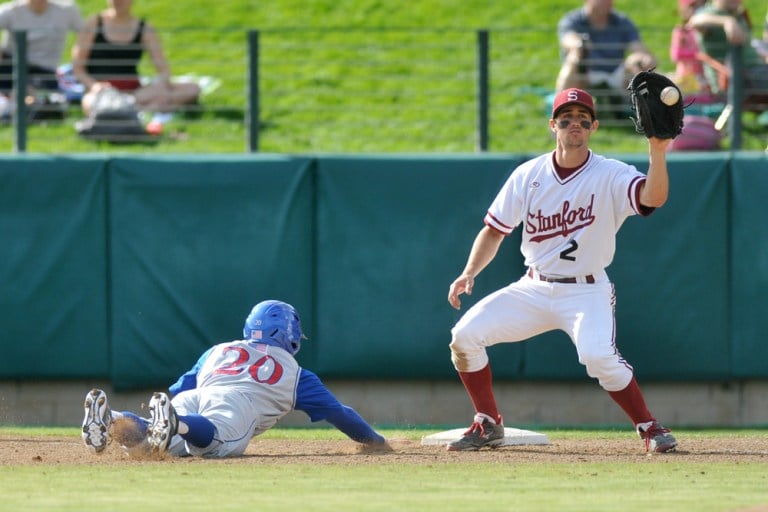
[1,153,765,390]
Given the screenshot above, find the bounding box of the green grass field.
[4,462,765,512]
[1,0,765,153]
[1,427,767,512]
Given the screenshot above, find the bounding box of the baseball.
[660,86,680,106]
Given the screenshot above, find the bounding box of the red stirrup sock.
[607,376,655,425]
[458,364,502,424]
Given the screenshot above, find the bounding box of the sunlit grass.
[5,0,764,154]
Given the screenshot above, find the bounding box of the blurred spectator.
[670,0,709,93]
[690,0,768,98]
[0,0,83,93]
[756,7,768,62]
[72,0,200,116]
[764,6,768,40]
[555,0,657,94]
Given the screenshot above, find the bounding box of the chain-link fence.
[1,26,765,154]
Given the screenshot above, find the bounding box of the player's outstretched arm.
[639,137,672,208]
[323,406,388,445]
[295,369,388,446]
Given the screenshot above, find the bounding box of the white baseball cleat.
[82,388,112,453]
[147,392,179,454]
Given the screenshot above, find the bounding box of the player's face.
[551,106,596,147]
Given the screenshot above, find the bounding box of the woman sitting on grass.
[71,0,200,116]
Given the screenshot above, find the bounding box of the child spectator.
[670,0,708,93]
[690,0,768,99]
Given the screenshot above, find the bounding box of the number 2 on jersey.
[560,239,578,261]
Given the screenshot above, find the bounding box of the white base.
[420,427,550,446]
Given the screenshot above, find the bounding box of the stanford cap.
[552,88,596,119]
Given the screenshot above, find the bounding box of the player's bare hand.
[448,274,474,310]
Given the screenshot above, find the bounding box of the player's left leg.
[562,283,677,453]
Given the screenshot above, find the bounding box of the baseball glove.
[627,70,684,139]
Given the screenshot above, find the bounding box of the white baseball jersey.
[169,340,300,457]
[484,150,649,278]
[195,340,300,396]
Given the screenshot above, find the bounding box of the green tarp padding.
[108,156,314,389]
[1,152,765,388]
[0,156,108,378]
[314,155,527,379]
[730,153,768,378]
[611,154,731,380]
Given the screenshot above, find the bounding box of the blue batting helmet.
[243,300,305,355]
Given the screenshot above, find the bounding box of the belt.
[527,267,595,284]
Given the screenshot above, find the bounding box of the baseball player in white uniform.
[82,300,388,457]
[446,88,677,453]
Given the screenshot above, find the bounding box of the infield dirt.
[2,433,767,466]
